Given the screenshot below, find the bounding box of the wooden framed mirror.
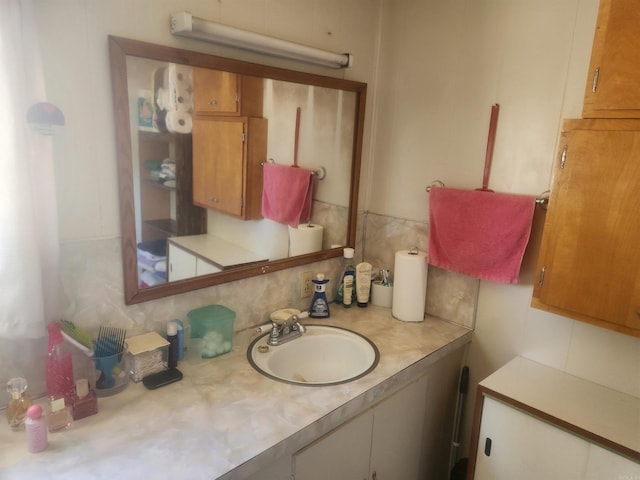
[109,36,366,305]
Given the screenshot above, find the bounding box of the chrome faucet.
[268,311,308,346]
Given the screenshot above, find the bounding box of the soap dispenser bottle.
[309,274,330,318]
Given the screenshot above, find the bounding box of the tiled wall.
[1,210,476,397]
[360,212,477,329]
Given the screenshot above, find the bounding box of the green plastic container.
[187,305,235,359]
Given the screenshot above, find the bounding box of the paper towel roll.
[392,248,428,322]
[288,224,323,256]
[165,111,192,134]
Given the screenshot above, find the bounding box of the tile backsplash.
[1,211,477,398]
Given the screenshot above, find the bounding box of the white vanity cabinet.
[167,234,267,282]
[468,357,640,480]
[167,241,221,281]
[474,397,640,480]
[290,348,464,480]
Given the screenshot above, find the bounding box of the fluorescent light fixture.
[170,12,353,69]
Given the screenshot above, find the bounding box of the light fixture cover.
[170,12,353,69]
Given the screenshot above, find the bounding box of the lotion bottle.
[25,405,48,453]
[355,262,373,307]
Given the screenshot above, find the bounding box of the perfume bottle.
[46,396,71,432]
[46,322,75,406]
[6,377,32,430]
[72,379,98,420]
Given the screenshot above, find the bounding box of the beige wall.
[27,0,640,462]
[369,0,640,456]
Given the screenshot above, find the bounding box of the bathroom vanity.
[0,307,471,479]
[467,357,640,479]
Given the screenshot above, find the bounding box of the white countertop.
[169,235,268,270]
[1,306,471,480]
[479,356,640,461]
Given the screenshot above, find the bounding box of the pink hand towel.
[262,163,314,227]
[428,187,536,284]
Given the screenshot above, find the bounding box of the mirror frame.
[108,36,366,305]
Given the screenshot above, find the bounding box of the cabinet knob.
[209,197,219,203]
[208,99,218,106]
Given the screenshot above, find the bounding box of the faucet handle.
[291,311,309,322]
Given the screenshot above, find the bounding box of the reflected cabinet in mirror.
[109,36,366,304]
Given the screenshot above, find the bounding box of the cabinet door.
[583,0,640,118]
[167,243,196,281]
[196,257,221,276]
[293,409,373,480]
[584,442,640,480]
[474,397,590,480]
[192,117,245,217]
[369,375,428,480]
[193,68,239,115]
[532,119,640,336]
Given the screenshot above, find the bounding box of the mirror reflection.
[110,37,366,304]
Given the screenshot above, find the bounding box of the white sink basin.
[247,325,379,386]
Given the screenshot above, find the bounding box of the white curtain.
[0,0,61,339]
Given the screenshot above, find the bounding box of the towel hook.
[425,180,445,192]
[311,166,326,179]
[536,190,550,210]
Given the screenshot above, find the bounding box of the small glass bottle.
[46,321,75,406]
[72,379,98,421]
[46,396,71,432]
[6,377,32,430]
[25,405,48,453]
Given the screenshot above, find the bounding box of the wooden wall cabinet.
[191,71,266,220]
[532,119,640,337]
[582,0,640,118]
[192,116,267,220]
[137,131,206,242]
[193,68,263,117]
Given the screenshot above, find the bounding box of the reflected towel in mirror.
[262,163,314,227]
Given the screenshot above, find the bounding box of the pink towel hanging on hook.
[428,187,536,284]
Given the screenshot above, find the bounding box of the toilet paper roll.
[288,224,323,256]
[392,249,428,322]
[165,111,192,134]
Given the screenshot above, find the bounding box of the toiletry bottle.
[355,262,373,307]
[172,319,184,361]
[25,405,48,453]
[309,274,330,318]
[45,321,75,406]
[167,321,179,369]
[72,379,98,420]
[6,377,32,430]
[336,248,356,308]
[47,396,71,432]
